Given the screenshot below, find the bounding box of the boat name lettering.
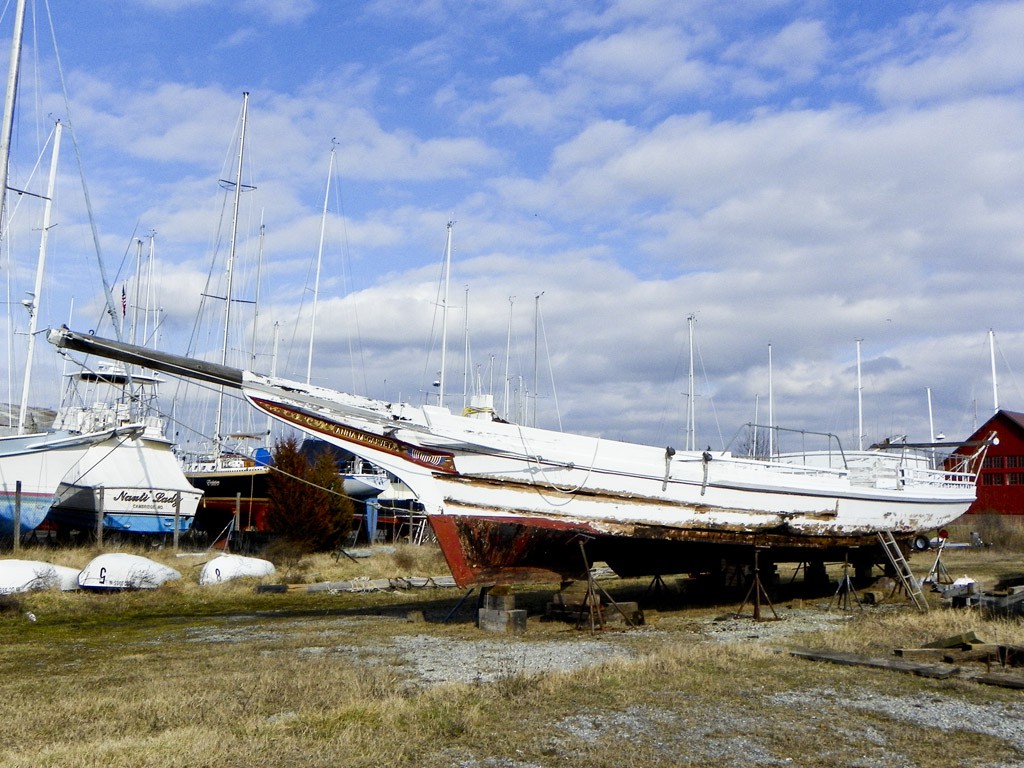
[112,490,181,505]
[253,399,456,473]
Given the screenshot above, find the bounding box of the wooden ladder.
[877,531,929,612]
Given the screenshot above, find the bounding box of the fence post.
[12,480,21,554]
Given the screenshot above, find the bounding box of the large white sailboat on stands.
[48,326,992,587]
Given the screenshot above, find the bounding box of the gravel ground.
[387,632,637,685]
[378,605,852,686]
[375,606,1024,768]
[180,595,1023,766]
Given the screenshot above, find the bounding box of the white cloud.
[872,2,1024,103]
[13,1,1024,452]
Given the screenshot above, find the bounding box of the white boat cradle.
[0,559,80,594]
[47,326,993,588]
[78,553,181,590]
[199,554,275,585]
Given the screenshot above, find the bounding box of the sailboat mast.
[144,233,156,347]
[503,296,513,420]
[268,320,280,438]
[251,219,265,371]
[438,220,453,407]
[18,120,62,434]
[307,147,334,384]
[686,314,695,451]
[927,386,935,442]
[0,0,26,234]
[462,285,470,412]
[215,91,249,453]
[768,343,774,458]
[131,238,144,346]
[532,292,543,428]
[989,328,999,414]
[856,338,863,451]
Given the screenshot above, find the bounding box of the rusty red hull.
[429,513,890,588]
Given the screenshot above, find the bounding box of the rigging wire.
[44,0,122,340]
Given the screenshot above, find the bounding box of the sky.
[2,0,1024,457]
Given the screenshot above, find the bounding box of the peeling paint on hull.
[428,512,889,587]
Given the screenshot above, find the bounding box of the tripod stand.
[830,554,862,612]
[734,547,779,621]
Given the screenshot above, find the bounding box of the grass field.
[1,524,1021,768]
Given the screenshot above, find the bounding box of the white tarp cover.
[78,553,181,590]
[199,554,275,585]
[0,560,81,593]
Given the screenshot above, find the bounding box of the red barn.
[961,409,1024,516]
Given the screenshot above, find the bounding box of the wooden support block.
[604,601,643,626]
[484,593,516,611]
[922,631,986,649]
[478,608,527,634]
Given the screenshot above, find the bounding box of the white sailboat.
[179,93,274,540]
[47,361,202,536]
[48,325,992,587]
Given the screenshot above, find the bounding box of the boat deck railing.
[723,423,981,489]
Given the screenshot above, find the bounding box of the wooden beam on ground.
[974,673,1024,690]
[790,648,961,679]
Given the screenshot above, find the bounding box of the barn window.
[1007,456,1024,469]
[1009,473,1024,485]
[984,456,1005,469]
[983,473,1005,485]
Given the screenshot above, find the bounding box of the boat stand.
[924,539,953,586]
[734,547,779,622]
[574,538,638,631]
[830,554,862,612]
[643,573,672,607]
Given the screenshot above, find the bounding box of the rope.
[515,423,601,501]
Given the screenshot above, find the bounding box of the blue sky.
[3,0,1024,455]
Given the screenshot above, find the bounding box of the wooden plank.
[893,648,946,661]
[790,648,961,679]
[943,648,999,663]
[974,672,1024,690]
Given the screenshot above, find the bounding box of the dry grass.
[0,539,1021,767]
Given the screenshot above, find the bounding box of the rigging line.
[995,338,1024,407]
[328,148,368,396]
[420,226,450,403]
[693,324,726,452]
[44,0,121,341]
[537,298,562,432]
[59,429,142,487]
[514,422,600,499]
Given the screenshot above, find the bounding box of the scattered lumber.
[922,631,986,649]
[789,648,961,679]
[798,630,1024,690]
